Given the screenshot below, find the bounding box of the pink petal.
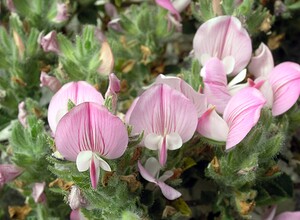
[223,87,266,150]
[40,71,62,93]
[0,164,22,186]
[255,77,273,108]
[202,58,231,114]
[6,0,16,12]
[18,101,27,128]
[55,102,128,161]
[155,74,207,117]
[55,3,68,22]
[48,81,104,133]
[105,73,120,111]
[197,107,229,142]
[98,41,114,76]
[89,156,100,189]
[76,151,93,172]
[155,0,181,20]
[70,209,87,220]
[32,182,46,203]
[128,84,198,144]
[138,160,156,183]
[248,43,274,78]
[193,16,252,74]
[125,98,139,124]
[269,62,300,116]
[159,137,167,166]
[274,212,300,220]
[40,31,60,54]
[104,3,118,18]
[157,181,181,200]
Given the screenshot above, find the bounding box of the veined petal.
[202,58,231,114]
[55,103,128,161]
[155,74,207,117]
[144,157,162,178]
[76,151,93,172]
[157,181,181,200]
[128,84,198,144]
[197,107,229,142]
[255,77,273,108]
[48,81,104,133]
[193,16,252,74]
[144,133,163,150]
[90,156,100,189]
[166,132,182,150]
[248,43,274,78]
[138,160,156,183]
[159,137,167,166]
[223,87,266,150]
[269,62,300,116]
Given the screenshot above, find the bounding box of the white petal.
[228,69,247,87]
[159,170,174,182]
[144,133,164,150]
[166,133,182,150]
[200,53,211,66]
[76,151,93,172]
[95,154,112,172]
[145,157,161,178]
[222,56,235,74]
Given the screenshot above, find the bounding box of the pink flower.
[32,182,46,203]
[68,185,87,210]
[40,72,62,93]
[55,102,128,189]
[105,73,121,112]
[155,0,181,20]
[138,157,181,200]
[40,31,60,54]
[0,164,22,188]
[155,74,207,117]
[193,16,252,75]
[269,62,300,116]
[6,0,16,12]
[201,58,248,114]
[18,101,27,128]
[47,81,104,134]
[248,43,274,79]
[197,87,266,150]
[127,84,198,166]
[54,3,69,23]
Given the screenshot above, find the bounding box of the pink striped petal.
[155,0,181,20]
[223,87,266,150]
[269,62,300,116]
[129,84,198,144]
[155,74,207,117]
[202,58,231,114]
[197,107,229,142]
[89,156,100,189]
[138,160,156,183]
[193,16,252,74]
[274,212,300,220]
[125,98,139,124]
[248,43,274,78]
[157,181,181,200]
[55,102,128,161]
[159,137,167,166]
[48,81,104,133]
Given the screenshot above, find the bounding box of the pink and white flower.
[32,182,46,203]
[47,81,104,134]
[193,16,252,75]
[54,3,69,23]
[197,87,266,150]
[138,157,181,200]
[105,73,121,112]
[40,31,60,54]
[127,84,198,166]
[55,102,128,189]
